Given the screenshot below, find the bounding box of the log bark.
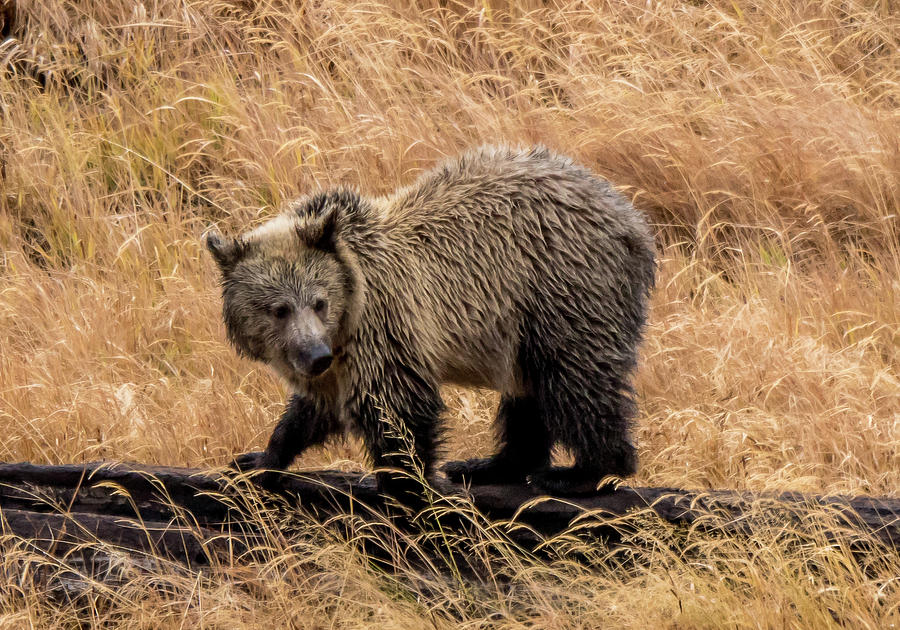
[1,461,898,565]
[0,508,241,567]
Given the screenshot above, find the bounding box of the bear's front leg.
[351,364,445,505]
[232,394,338,476]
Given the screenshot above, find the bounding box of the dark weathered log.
[0,461,241,523]
[0,507,244,567]
[1,461,898,563]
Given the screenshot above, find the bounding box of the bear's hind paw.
[527,467,621,496]
[442,457,530,486]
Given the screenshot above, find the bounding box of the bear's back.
[354,146,654,392]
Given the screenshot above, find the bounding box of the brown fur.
[207,146,655,496]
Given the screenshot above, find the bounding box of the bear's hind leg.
[443,394,551,485]
[526,368,638,495]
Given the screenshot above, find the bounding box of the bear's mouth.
[270,355,333,389]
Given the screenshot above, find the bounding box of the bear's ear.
[205,230,246,271]
[296,206,339,252]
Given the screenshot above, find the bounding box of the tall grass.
[0,0,898,626]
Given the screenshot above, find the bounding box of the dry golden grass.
[0,0,898,627]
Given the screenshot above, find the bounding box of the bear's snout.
[308,345,333,376]
[288,341,333,377]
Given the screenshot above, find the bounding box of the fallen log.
[0,508,241,567]
[0,461,898,566]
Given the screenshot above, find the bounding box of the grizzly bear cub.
[206,146,655,496]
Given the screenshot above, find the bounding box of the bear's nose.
[307,344,333,376]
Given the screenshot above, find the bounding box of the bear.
[206,146,655,496]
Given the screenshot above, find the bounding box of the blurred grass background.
[0,0,898,626]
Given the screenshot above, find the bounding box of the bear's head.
[206,192,366,387]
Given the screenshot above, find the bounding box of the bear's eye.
[313,299,328,316]
[271,303,292,320]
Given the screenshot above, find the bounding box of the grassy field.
[0,0,898,627]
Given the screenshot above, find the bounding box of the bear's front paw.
[376,471,429,510]
[442,457,530,485]
[230,450,268,472]
[230,451,286,490]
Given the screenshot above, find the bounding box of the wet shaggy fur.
[207,146,656,495]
